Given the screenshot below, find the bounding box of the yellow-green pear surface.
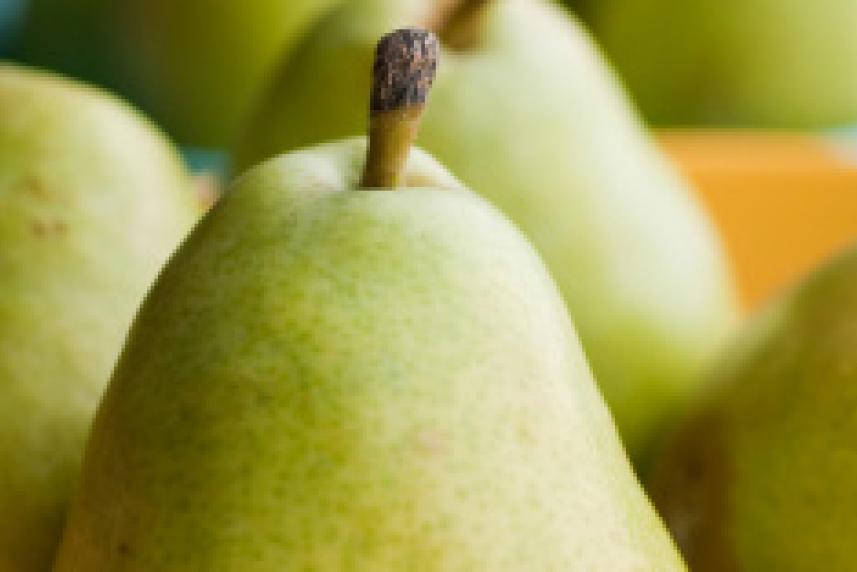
[592,0,857,127]
[55,137,685,571]
[648,244,857,570]
[0,63,198,572]
[55,31,685,568]
[236,0,739,463]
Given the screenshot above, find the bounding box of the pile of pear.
[9,0,857,571]
[236,0,739,465]
[13,0,740,460]
[13,0,743,465]
[1,0,736,569]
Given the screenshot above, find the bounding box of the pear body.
[0,64,198,571]
[113,0,341,146]
[593,0,857,126]
[236,0,738,462]
[649,245,857,570]
[55,139,685,571]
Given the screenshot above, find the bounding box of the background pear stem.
[360,28,439,189]
[429,0,492,49]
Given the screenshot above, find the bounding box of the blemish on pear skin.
[31,219,68,237]
[21,176,49,199]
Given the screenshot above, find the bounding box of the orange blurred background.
[661,130,857,310]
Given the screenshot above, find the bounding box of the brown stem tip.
[361,29,439,189]
[370,28,439,113]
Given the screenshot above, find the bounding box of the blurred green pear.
[0,63,198,571]
[114,0,342,146]
[21,0,341,146]
[648,243,857,570]
[593,0,857,127]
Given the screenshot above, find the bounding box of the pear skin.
[0,64,198,572]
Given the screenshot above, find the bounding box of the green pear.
[235,0,739,464]
[54,30,686,570]
[109,0,342,146]
[648,243,857,570]
[0,63,199,571]
[592,0,857,126]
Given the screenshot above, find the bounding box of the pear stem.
[429,0,492,50]
[360,29,439,190]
